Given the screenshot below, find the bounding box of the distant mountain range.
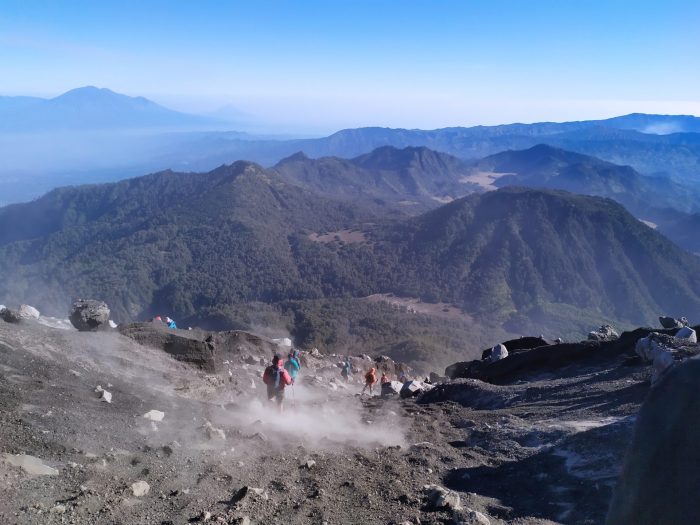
[1,86,699,206]
[0,86,223,132]
[2,160,699,343]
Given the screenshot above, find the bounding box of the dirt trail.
[0,319,653,524]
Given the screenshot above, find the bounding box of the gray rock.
[424,484,461,510]
[453,508,491,525]
[381,380,403,396]
[400,380,433,398]
[607,357,700,524]
[69,299,110,331]
[489,343,508,363]
[0,307,22,323]
[659,315,683,329]
[676,326,697,344]
[635,333,675,385]
[18,304,40,319]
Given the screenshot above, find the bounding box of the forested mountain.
[2,162,700,351]
[272,146,478,211]
[0,161,376,320]
[471,144,700,214]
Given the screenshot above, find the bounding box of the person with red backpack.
[262,355,293,412]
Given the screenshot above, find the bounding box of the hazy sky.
[1,0,698,133]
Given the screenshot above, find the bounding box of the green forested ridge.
[2,160,700,366]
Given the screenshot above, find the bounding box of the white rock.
[131,480,150,497]
[272,337,292,347]
[94,385,112,403]
[676,326,697,344]
[636,334,676,385]
[2,453,59,476]
[18,304,40,319]
[51,504,67,514]
[142,410,165,422]
[489,343,508,363]
[109,320,118,328]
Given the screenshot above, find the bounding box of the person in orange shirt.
[362,367,377,396]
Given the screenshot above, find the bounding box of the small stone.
[142,410,165,422]
[131,480,150,497]
[302,459,316,469]
[95,385,112,403]
[202,421,226,441]
[51,504,66,514]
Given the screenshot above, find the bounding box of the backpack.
[266,365,283,389]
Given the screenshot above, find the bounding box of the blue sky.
[0,0,698,132]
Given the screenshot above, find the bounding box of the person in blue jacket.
[165,316,177,329]
[284,349,301,383]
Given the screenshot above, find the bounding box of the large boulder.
[118,323,216,372]
[69,299,111,332]
[374,355,411,378]
[0,307,22,323]
[400,380,433,398]
[606,357,700,525]
[18,304,40,320]
[488,343,508,363]
[381,380,403,396]
[676,326,697,344]
[659,315,688,329]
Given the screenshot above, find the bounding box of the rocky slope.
[1,310,698,524]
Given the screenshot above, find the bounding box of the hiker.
[165,316,177,329]
[341,357,352,382]
[362,367,377,396]
[380,372,390,384]
[284,349,301,383]
[262,355,293,412]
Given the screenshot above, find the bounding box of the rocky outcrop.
[69,299,111,331]
[118,323,216,372]
[447,326,700,385]
[635,332,699,385]
[659,315,688,329]
[607,357,700,525]
[480,336,549,360]
[588,324,619,341]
